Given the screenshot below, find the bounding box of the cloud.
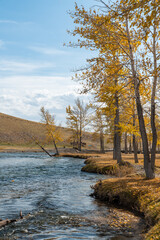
[0,73,82,123]
[0,71,87,124]
[0,75,80,95]
[0,89,88,124]
[29,46,67,55]
[0,20,33,25]
[0,60,54,73]
[0,20,18,24]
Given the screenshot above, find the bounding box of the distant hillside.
[0,113,46,145]
[0,113,100,149]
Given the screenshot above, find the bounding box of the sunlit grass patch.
[92,177,160,239]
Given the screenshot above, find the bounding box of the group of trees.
[66,98,106,153]
[39,99,106,156]
[66,0,160,179]
[36,0,160,180]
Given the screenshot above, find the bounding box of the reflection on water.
[0,152,144,239]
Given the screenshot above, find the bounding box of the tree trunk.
[100,128,105,153]
[125,15,154,179]
[50,132,59,155]
[132,106,138,163]
[36,142,53,157]
[115,89,122,164]
[136,83,153,178]
[79,113,82,151]
[133,134,138,163]
[124,132,128,154]
[139,139,142,154]
[53,139,59,155]
[79,130,82,151]
[129,137,132,154]
[150,9,157,175]
[113,127,117,160]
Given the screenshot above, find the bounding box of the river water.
[0,152,144,240]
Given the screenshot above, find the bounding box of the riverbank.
[60,152,160,239]
[61,151,146,177]
[92,177,160,240]
[0,145,100,154]
[0,146,83,153]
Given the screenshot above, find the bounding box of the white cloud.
[0,60,54,73]
[0,73,83,123]
[0,88,88,124]
[1,75,80,95]
[29,46,67,55]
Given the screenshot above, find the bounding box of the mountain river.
[0,152,145,239]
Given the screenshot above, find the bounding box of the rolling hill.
[0,113,46,145]
[0,113,100,151]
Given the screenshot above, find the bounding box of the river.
[0,152,145,239]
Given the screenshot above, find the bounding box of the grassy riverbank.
[61,152,144,177]
[92,177,160,240]
[81,153,137,177]
[60,152,160,239]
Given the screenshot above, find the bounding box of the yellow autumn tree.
[111,0,160,178]
[68,1,160,178]
[67,3,141,164]
[40,106,62,155]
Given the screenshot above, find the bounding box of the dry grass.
[0,113,45,144]
[77,152,160,239]
[93,177,160,239]
[0,113,100,150]
[72,152,160,178]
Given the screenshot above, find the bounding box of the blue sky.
[0,0,97,124]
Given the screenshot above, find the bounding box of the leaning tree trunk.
[36,142,53,157]
[27,134,54,157]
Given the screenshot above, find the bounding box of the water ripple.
[0,153,144,239]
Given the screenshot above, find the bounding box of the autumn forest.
[65,0,160,180]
